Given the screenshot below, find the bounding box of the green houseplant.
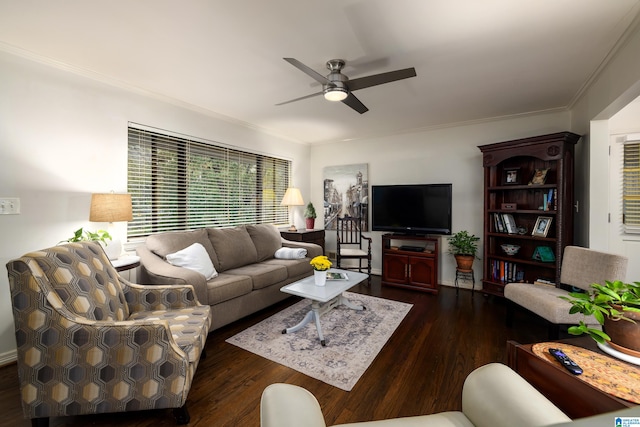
[61,227,112,245]
[304,202,317,230]
[447,230,480,270]
[560,280,640,352]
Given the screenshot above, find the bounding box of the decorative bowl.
[501,244,521,256]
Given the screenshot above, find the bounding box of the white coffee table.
[280,268,368,346]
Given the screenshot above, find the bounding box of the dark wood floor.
[0,277,552,427]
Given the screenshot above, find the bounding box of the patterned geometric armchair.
[6,242,212,427]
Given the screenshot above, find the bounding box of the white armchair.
[261,363,571,427]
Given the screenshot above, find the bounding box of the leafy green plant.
[304,202,317,219]
[447,230,480,258]
[61,227,112,245]
[559,280,640,343]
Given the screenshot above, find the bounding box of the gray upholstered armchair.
[6,242,212,427]
[504,245,628,339]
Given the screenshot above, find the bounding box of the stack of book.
[490,259,523,283]
[533,278,555,287]
[543,189,557,211]
[493,213,518,234]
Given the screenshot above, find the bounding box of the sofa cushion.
[206,273,253,305]
[246,224,282,262]
[225,263,288,290]
[128,305,211,363]
[263,258,313,280]
[504,283,600,325]
[146,229,219,268]
[207,227,258,271]
[166,242,218,280]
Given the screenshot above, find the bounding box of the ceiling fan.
[276,58,417,114]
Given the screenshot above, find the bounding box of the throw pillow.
[246,224,282,261]
[166,242,218,280]
[274,247,307,259]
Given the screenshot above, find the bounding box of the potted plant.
[304,202,317,230]
[447,230,479,271]
[560,280,640,354]
[310,255,332,286]
[61,227,112,245]
[60,227,122,259]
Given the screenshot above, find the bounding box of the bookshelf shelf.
[478,132,581,297]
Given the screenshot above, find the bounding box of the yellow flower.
[310,255,332,271]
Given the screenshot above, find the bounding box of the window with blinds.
[623,136,640,234]
[127,125,291,238]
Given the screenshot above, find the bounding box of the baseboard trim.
[0,350,17,367]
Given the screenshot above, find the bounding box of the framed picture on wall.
[322,163,369,231]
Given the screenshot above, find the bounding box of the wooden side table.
[507,337,634,418]
[280,229,325,254]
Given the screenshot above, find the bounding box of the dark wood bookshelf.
[478,132,581,297]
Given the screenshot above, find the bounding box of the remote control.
[548,348,583,375]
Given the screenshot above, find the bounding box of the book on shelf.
[326,271,348,280]
[493,213,505,233]
[490,259,523,283]
[501,213,517,234]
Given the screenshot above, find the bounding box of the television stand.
[382,234,439,294]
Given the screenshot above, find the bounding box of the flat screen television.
[371,184,452,235]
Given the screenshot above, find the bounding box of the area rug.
[226,292,413,391]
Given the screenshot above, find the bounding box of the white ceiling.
[1,0,639,144]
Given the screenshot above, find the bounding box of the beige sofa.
[261,362,640,427]
[137,224,322,330]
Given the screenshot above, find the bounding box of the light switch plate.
[0,198,20,214]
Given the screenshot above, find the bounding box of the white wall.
[0,51,311,359]
[309,111,571,287]
[571,16,640,250]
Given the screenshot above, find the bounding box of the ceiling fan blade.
[348,67,416,91]
[276,91,323,106]
[342,93,369,114]
[283,58,331,85]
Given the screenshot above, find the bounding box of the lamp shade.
[89,193,133,222]
[280,188,304,206]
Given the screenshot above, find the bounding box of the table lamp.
[280,188,304,231]
[89,193,133,260]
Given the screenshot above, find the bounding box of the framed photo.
[503,168,520,185]
[532,216,553,237]
[529,168,549,185]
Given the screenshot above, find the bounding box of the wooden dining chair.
[336,216,372,284]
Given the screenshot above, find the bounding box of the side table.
[507,337,634,418]
[111,254,141,281]
[280,229,325,254]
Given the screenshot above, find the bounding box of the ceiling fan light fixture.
[324,87,348,102]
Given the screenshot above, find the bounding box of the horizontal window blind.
[623,138,640,234]
[127,126,290,238]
